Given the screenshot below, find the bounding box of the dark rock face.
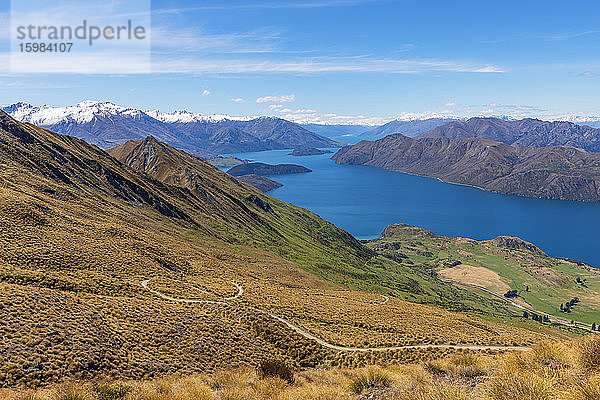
[289,148,333,156]
[227,162,312,177]
[332,134,600,201]
[419,117,600,152]
[236,174,283,192]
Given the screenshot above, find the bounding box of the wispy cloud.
[480,39,505,44]
[150,56,504,75]
[231,98,246,103]
[484,102,547,114]
[0,79,71,89]
[542,30,600,40]
[256,94,295,103]
[579,71,598,78]
[151,26,282,54]
[152,0,383,15]
[202,89,211,96]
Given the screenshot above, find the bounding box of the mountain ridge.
[419,117,600,152]
[360,118,459,139]
[2,101,339,156]
[332,134,600,201]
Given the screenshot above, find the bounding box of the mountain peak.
[2,101,338,153]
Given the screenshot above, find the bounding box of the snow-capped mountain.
[549,114,600,128]
[146,109,253,124]
[2,101,339,155]
[9,101,148,125]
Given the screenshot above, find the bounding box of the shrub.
[349,368,392,394]
[258,359,295,384]
[93,383,130,400]
[423,360,446,376]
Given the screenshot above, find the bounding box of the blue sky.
[1,0,600,124]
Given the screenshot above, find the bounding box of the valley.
[3,1,600,398]
[367,223,600,326]
[1,111,577,389]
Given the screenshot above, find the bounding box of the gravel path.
[141,278,530,352]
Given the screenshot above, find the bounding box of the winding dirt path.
[141,278,530,352]
[141,279,243,302]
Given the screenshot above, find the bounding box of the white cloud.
[278,111,388,125]
[579,71,598,78]
[231,98,246,103]
[269,104,387,125]
[202,89,211,96]
[256,94,295,103]
[151,25,280,54]
[444,102,458,107]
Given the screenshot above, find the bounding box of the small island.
[289,147,333,156]
[236,174,283,192]
[227,162,312,176]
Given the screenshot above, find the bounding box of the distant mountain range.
[308,116,600,145]
[359,118,459,140]
[2,101,339,156]
[419,117,600,152]
[332,134,600,201]
[300,123,370,143]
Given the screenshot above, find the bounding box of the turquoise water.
[229,149,600,267]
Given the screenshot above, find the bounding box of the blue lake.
[229,149,600,267]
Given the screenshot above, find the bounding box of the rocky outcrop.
[486,236,547,256]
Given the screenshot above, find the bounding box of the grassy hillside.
[106,137,518,314]
[367,223,600,325]
[4,335,600,400]
[0,112,580,387]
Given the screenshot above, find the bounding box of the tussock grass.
[257,360,295,384]
[2,337,600,400]
[578,335,600,372]
[348,367,393,393]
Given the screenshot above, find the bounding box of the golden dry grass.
[0,117,582,388]
[3,336,599,400]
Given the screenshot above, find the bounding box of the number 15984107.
[19,43,73,53]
